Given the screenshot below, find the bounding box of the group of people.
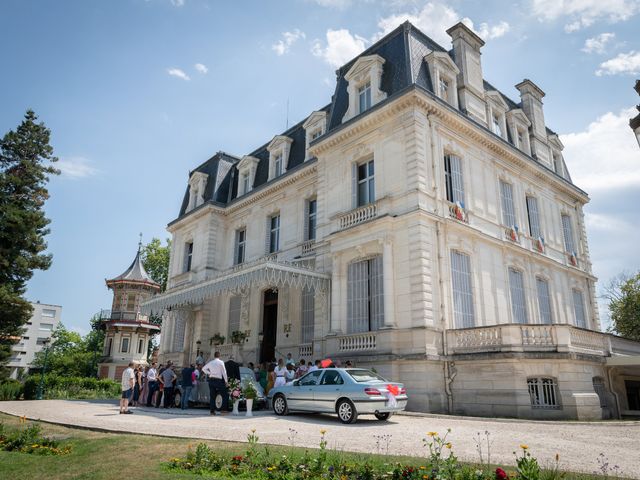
[119,351,355,415]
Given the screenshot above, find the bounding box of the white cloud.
[272,29,306,56]
[194,63,208,74]
[530,0,640,32]
[582,32,615,54]
[167,68,190,81]
[311,29,368,68]
[560,108,640,191]
[57,157,99,179]
[310,0,356,8]
[170,0,185,6]
[596,51,640,76]
[585,212,632,231]
[475,21,511,40]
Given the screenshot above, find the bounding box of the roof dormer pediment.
[267,135,293,152]
[506,108,531,127]
[548,134,564,150]
[344,54,386,84]
[303,111,327,130]
[486,90,509,111]
[238,155,260,171]
[425,51,460,76]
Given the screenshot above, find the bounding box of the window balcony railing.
[337,202,378,230]
[99,310,148,322]
[299,343,313,357]
[338,332,377,352]
[301,240,316,256]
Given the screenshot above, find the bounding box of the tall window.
[439,77,449,100]
[509,268,528,324]
[526,196,541,238]
[358,82,371,113]
[311,129,321,141]
[492,115,502,136]
[517,129,525,149]
[121,337,129,353]
[561,214,575,253]
[241,172,250,194]
[347,256,383,333]
[42,309,56,318]
[228,296,241,338]
[137,338,144,354]
[126,293,136,311]
[573,289,587,328]
[355,160,375,207]
[269,215,280,253]
[184,242,193,272]
[528,378,560,408]
[500,180,516,227]
[274,154,283,177]
[536,277,553,324]
[306,199,317,241]
[444,154,464,204]
[301,288,315,344]
[234,229,246,265]
[450,251,474,328]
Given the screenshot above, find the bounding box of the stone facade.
[144,21,640,419]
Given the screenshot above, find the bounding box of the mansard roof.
[106,249,160,290]
[173,21,576,224]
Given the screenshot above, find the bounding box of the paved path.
[1,400,639,477]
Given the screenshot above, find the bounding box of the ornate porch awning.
[140,257,330,314]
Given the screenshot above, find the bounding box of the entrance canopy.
[141,258,330,314]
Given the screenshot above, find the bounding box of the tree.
[141,237,171,292]
[603,272,640,341]
[0,110,58,377]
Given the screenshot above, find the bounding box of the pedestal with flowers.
[228,378,242,415]
[243,381,258,417]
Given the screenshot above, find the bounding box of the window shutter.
[351,163,358,209]
[573,290,586,328]
[450,155,464,205]
[509,268,528,324]
[500,181,516,227]
[561,215,575,253]
[527,197,541,238]
[536,278,553,324]
[450,251,475,328]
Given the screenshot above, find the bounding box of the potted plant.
[230,330,247,344]
[228,378,242,415]
[242,380,258,417]
[209,333,225,346]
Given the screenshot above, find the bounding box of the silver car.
[268,368,408,424]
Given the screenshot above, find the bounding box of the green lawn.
[0,413,620,480]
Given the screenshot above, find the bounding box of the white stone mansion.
[143,21,640,420]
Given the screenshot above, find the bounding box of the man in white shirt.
[146,362,159,407]
[120,361,135,414]
[202,351,228,415]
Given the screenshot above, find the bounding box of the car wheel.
[374,412,391,421]
[215,393,224,410]
[273,394,288,416]
[173,391,181,408]
[337,399,358,424]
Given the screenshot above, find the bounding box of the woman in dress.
[258,362,268,391]
[285,363,296,384]
[265,363,275,395]
[273,358,287,388]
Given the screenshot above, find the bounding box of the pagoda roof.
[106,249,160,290]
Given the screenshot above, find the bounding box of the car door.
[289,370,322,410]
[313,370,345,412]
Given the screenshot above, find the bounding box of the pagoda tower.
[98,242,161,380]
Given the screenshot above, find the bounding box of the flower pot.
[245,399,253,416]
[232,401,239,416]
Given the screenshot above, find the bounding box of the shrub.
[0,379,23,400]
[22,374,120,400]
[0,421,71,456]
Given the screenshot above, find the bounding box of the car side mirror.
[293,379,299,386]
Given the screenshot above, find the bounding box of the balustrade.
[338,202,377,230]
[338,332,377,352]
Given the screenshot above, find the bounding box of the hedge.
[22,375,120,400]
[0,380,22,401]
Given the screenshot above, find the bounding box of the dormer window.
[237,155,260,196]
[439,77,450,100]
[493,115,502,137]
[187,171,208,212]
[517,130,524,147]
[267,135,293,181]
[311,129,321,141]
[485,91,508,140]
[358,82,372,113]
[342,55,387,123]
[303,111,327,161]
[425,51,459,108]
[506,109,532,156]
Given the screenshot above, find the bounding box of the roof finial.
[138,232,143,253]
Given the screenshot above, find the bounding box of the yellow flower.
[427,431,438,437]
[320,429,327,435]
[520,444,529,450]
[445,442,452,449]
[251,429,256,433]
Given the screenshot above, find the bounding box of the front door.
[625,380,640,411]
[260,289,278,363]
[313,370,345,412]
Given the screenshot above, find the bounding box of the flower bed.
[164,429,624,480]
[0,418,71,456]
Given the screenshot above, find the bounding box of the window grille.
[228,296,241,338]
[347,256,384,333]
[301,288,315,344]
[573,289,587,328]
[526,196,541,238]
[509,268,528,324]
[355,160,375,207]
[269,215,280,253]
[500,180,516,227]
[450,251,474,328]
[444,155,464,204]
[561,214,575,253]
[592,377,607,408]
[234,229,246,265]
[536,277,553,324]
[172,315,185,352]
[528,377,560,408]
[358,82,371,113]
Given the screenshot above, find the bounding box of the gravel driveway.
[1,400,638,477]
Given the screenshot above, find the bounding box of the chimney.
[515,79,550,164]
[447,22,486,123]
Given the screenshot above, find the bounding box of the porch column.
[382,238,396,328]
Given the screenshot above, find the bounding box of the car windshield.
[346,369,388,383]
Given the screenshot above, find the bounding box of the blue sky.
[1,0,639,334]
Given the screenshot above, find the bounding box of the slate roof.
[174,21,573,223]
[107,249,160,288]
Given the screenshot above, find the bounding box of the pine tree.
[0,110,59,377]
